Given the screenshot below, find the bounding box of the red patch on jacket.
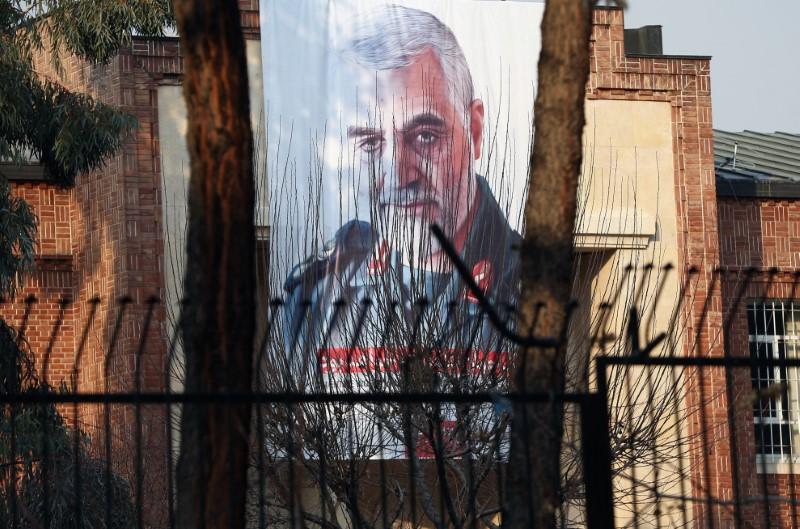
[368,241,390,275]
[464,259,493,303]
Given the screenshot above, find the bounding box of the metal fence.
[2,272,800,529]
[1,293,615,529]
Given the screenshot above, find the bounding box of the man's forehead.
[342,49,451,111]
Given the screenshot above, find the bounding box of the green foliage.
[4,0,174,65]
[1,0,174,187]
[0,323,136,529]
[0,0,173,289]
[0,53,137,187]
[0,178,36,299]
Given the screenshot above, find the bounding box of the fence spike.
[104,297,133,391]
[14,294,38,346]
[73,297,101,390]
[642,263,675,338]
[43,297,71,386]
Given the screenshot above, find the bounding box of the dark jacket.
[279,175,520,389]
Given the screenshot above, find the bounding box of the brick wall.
[589,8,726,527]
[2,29,170,527]
[719,198,800,270]
[0,4,267,522]
[2,183,76,383]
[718,197,800,528]
[2,0,263,394]
[0,37,167,392]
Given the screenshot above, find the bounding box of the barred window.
[748,301,800,458]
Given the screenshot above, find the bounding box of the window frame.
[748,300,800,472]
[0,162,46,182]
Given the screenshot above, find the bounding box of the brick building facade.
[0,3,261,525]
[714,130,800,528]
[1,3,796,527]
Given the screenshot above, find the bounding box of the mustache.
[378,186,437,207]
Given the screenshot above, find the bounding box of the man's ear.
[469,99,485,160]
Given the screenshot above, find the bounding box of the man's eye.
[416,131,438,146]
[358,137,383,154]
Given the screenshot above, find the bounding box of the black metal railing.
[3,262,800,528]
[0,319,613,529]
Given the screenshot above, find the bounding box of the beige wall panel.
[576,99,688,529]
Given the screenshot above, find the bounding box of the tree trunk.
[172,1,256,529]
[506,1,592,528]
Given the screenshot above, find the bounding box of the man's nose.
[381,134,420,191]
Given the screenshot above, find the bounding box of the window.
[0,162,45,182]
[1,150,45,182]
[748,301,800,459]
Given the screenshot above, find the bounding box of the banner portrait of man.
[262,0,542,388]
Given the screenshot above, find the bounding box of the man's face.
[345,48,484,269]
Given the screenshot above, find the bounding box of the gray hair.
[345,5,474,110]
